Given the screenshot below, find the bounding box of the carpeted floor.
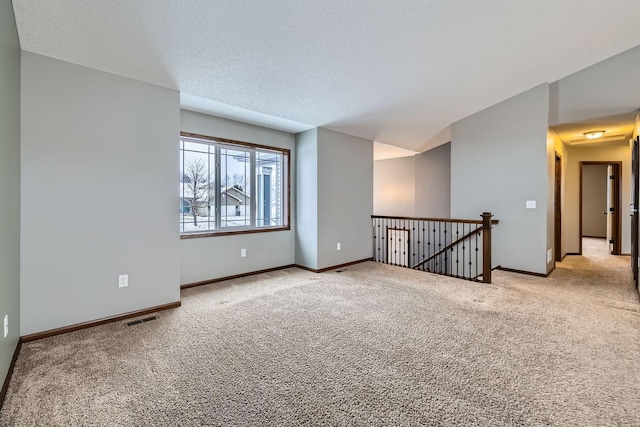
[1,238,639,426]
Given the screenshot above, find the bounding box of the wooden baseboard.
[181,264,296,290]
[563,252,581,259]
[295,258,373,273]
[21,259,371,342]
[495,266,548,278]
[183,259,374,287]
[21,301,181,343]
[0,338,22,411]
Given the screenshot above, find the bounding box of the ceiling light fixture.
[584,130,605,139]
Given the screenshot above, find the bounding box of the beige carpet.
[1,238,639,426]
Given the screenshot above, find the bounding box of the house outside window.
[180,132,289,238]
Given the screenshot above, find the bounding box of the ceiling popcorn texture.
[12,0,640,151]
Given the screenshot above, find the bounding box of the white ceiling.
[12,0,640,151]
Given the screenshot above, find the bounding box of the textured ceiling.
[12,0,640,151]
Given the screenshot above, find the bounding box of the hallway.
[493,237,638,316]
[555,237,638,304]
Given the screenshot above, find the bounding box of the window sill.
[180,225,291,240]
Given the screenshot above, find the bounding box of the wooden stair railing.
[371,212,498,283]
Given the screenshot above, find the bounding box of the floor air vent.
[126,316,158,326]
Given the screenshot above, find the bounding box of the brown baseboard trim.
[495,266,548,278]
[296,258,373,273]
[21,301,181,343]
[564,252,581,258]
[181,259,373,289]
[181,264,296,290]
[295,264,317,273]
[620,253,631,256]
[0,338,22,411]
[582,235,606,239]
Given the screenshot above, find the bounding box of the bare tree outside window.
[182,158,212,226]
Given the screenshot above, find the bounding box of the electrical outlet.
[241,248,247,257]
[118,274,128,288]
[547,249,553,263]
[337,243,341,251]
[4,315,8,338]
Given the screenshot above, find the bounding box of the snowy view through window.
[180,135,288,234]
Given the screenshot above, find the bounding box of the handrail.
[372,212,497,283]
[371,214,499,225]
[412,227,482,270]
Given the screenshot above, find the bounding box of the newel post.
[481,212,493,283]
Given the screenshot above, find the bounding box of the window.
[180,132,289,238]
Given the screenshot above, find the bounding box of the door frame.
[631,136,639,285]
[579,161,622,255]
[554,152,562,261]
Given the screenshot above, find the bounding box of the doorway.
[579,161,621,255]
[554,153,562,261]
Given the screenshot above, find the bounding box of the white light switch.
[3,315,8,338]
[118,274,128,288]
[241,248,247,257]
[526,200,537,209]
[337,243,341,251]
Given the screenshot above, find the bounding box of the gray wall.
[581,164,608,238]
[549,45,640,126]
[21,53,181,335]
[180,110,296,284]
[373,156,415,216]
[317,128,373,269]
[0,1,21,385]
[415,142,451,218]
[295,128,319,269]
[451,84,550,274]
[295,128,373,270]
